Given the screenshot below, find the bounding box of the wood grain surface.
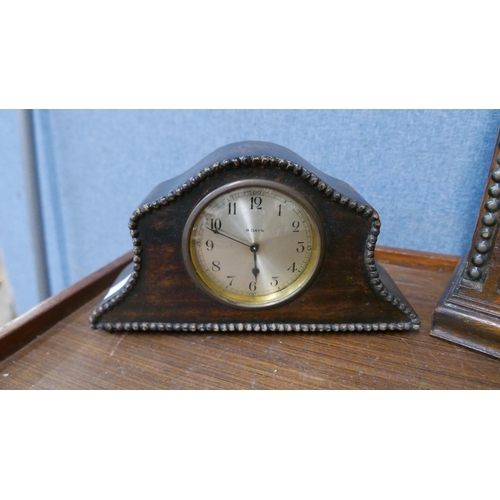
[0,252,132,362]
[0,248,499,389]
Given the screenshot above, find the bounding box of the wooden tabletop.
[1,247,499,389]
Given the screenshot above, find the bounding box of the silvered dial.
[183,180,324,308]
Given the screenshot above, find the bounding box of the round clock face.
[183,180,324,309]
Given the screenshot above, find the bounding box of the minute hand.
[204,226,252,248]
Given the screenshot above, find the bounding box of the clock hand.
[204,225,252,248]
[204,224,261,280]
[250,244,260,281]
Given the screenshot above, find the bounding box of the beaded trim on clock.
[465,150,500,283]
[89,155,420,331]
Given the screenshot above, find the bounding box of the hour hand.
[251,243,260,281]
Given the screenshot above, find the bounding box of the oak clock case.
[90,141,420,333]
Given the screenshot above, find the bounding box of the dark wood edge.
[0,251,133,362]
[430,252,500,359]
[375,246,460,272]
[431,305,500,359]
[0,246,459,362]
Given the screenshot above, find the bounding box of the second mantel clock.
[90,141,419,333]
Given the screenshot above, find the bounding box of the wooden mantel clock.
[90,141,420,333]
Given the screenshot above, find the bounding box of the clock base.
[431,254,500,359]
[92,259,417,332]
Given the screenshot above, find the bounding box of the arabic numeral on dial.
[228,202,237,215]
[292,221,300,232]
[250,196,262,210]
[212,261,221,272]
[227,276,235,287]
[287,262,297,272]
[270,277,279,287]
[278,204,282,216]
[296,242,305,253]
[210,218,222,230]
[249,281,257,292]
[206,239,214,251]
